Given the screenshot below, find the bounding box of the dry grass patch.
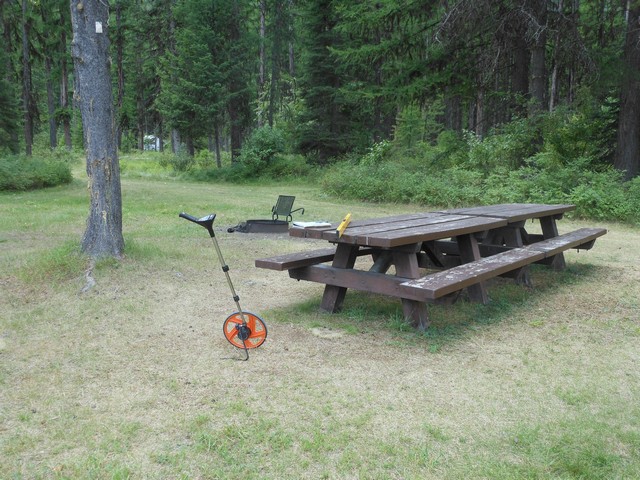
[1,175,639,479]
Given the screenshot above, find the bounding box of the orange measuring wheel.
[180,212,268,360]
[223,312,268,350]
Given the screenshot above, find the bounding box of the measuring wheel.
[180,212,268,360]
[223,312,268,350]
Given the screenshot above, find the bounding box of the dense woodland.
[1,0,639,181]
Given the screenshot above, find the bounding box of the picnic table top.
[437,203,575,222]
[289,203,575,249]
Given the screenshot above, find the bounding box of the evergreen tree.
[0,45,19,153]
[157,0,254,159]
[295,0,367,163]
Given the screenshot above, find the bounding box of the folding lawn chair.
[271,195,304,222]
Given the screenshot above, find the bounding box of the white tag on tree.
[95,22,103,33]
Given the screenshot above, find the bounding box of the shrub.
[569,169,631,220]
[159,149,194,172]
[626,177,640,222]
[239,126,286,175]
[263,154,313,179]
[0,153,73,191]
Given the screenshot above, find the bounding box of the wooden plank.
[289,264,431,302]
[359,216,507,248]
[400,248,546,300]
[289,212,432,239]
[326,213,470,243]
[255,246,377,271]
[525,228,607,257]
[434,239,513,257]
[439,203,575,223]
[255,247,337,271]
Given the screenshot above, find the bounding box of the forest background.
[1,0,640,223]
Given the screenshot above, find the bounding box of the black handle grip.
[179,212,217,237]
[179,212,199,223]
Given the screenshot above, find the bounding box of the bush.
[626,177,640,222]
[239,126,286,175]
[0,153,73,191]
[158,149,194,172]
[263,154,313,179]
[569,169,631,220]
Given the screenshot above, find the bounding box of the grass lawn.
[1,159,639,479]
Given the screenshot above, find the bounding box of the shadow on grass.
[264,263,606,352]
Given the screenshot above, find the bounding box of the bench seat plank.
[255,247,337,271]
[400,248,545,300]
[525,228,607,256]
[255,246,377,271]
[400,227,606,300]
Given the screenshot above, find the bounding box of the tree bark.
[115,0,125,150]
[214,122,222,168]
[529,0,548,114]
[258,0,266,128]
[59,25,72,150]
[45,56,57,148]
[71,0,125,258]
[614,2,640,180]
[21,0,34,156]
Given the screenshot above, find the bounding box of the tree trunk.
[71,0,125,258]
[548,0,564,111]
[288,0,295,77]
[60,26,72,150]
[21,0,34,156]
[614,2,640,180]
[45,56,57,148]
[444,91,462,132]
[214,122,222,168]
[258,0,266,128]
[115,0,125,150]
[529,0,548,114]
[511,28,529,116]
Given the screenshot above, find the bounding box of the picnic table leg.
[540,216,566,270]
[320,244,358,313]
[392,246,429,331]
[457,233,490,304]
[502,221,532,286]
[369,250,393,274]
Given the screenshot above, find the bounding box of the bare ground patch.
[1,196,639,478]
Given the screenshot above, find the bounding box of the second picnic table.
[255,203,606,330]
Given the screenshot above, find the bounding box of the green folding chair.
[272,195,304,222]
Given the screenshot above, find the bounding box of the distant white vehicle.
[143,135,161,151]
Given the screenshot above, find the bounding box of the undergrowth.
[0,150,74,191]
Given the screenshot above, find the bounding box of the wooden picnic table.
[255,204,606,330]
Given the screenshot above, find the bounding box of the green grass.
[1,155,639,479]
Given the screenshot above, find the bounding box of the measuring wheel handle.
[179,212,216,237]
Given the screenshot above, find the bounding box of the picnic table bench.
[255,204,606,330]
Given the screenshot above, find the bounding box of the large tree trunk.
[614,2,640,180]
[71,0,125,258]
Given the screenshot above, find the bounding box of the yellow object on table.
[336,213,352,238]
